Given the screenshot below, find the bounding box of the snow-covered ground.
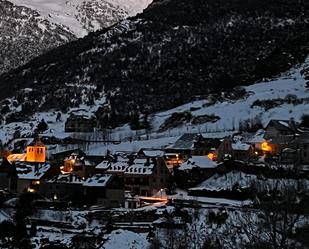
[102,229,150,249]
[169,189,252,207]
[151,57,309,134]
[192,171,309,192]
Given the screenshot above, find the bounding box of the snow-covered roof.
[178,156,217,171]
[106,160,129,173]
[96,160,111,170]
[166,133,203,150]
[83,174,113,187]
[139,149,165,158]
[242,129,266,144]
[7,153,27,162]
[231,142,251,151]
[16,163,51,180]
[125,158,154,175]
[48,174,84,184]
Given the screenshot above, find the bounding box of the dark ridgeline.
[0,0,308,127]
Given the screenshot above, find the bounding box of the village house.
[15,162,55,193]
[217,139,254,162]
[165,133,212,157]
[177,156,218,184]
[65,113,96,133]
[123,157,171,196]
[164,133,220,169]
[263,119,298,155]
[241,129,266,152]
[43,173,125,207]
[83,174,124,207]
[43,174,84,203]
[61,151,104,178]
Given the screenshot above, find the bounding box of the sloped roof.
[16,162,50,180]
[138,149,165,158]
[178,156,217,171]
[242,129,266,144]
[125,158,155,175]
[231,142,251,151]
[83,174,113,187]
[48,174,84,184]
[166,133,204,150]
[96,160,111,170]
[266,119,298,132]
[106,160,129,173]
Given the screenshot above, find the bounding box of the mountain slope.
[8,0,152,37]
[0,0,151,75]
[0,0,75,74]
[0,0,308,128]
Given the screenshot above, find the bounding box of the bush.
[37,119,48,132]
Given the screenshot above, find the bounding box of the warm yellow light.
[27,188,35,193]
[53,194,58,200]
[32,181,40,185]
[26,143,46,163]
[255,151,258,155]
[71,159,75,164]
[208,152,216,161]
[262,142,272,152]
[7,153,26,162]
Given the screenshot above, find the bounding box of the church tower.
[26,139,46,163]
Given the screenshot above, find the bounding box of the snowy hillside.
[1,57,309,159]
[150,57,309,135]
[0,0,76,74]
[0,0,152,74]
[9,0,152,37]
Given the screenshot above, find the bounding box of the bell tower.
[26,138,46,163]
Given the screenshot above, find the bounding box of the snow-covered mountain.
[8,0,152,37]
[0,0,152,74]
[0,0,307,125]
[0,0,76,74]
